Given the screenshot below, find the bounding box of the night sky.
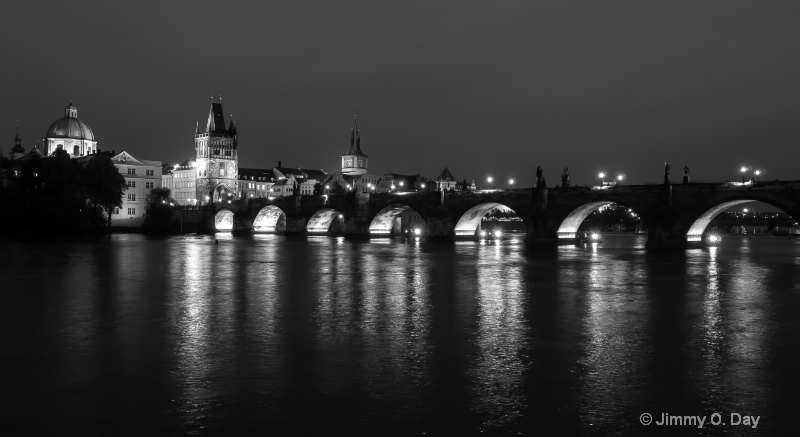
[3,1,800,187]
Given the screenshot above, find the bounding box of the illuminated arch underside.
[307,208,341,234]
[215,209,234,231]
[253,205,286,233]
[557,201,614,238]
[369,205,413,235]
[686,200,752,242]
[454,202,507,236]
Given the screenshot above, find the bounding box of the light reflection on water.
[1,234,799,434]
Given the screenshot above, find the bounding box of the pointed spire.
[228,117,237,135]
[345,115,367,157]
[11,124,25,154]
[195,121,199,135]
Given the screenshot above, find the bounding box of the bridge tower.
[341,116,368,176]
[195,99,238,204]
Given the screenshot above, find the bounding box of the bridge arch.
[369,204,425,236]
[556,201,616,239]
[214,209,234,231]
[454,203,521,237]
[684,198,795,242]
[253,205,287,233]
[307,207,345,234]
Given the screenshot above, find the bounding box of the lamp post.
[598,172,606,186]
[740,166,748,183]
[487,176,493,190]
[509,178,514,189]
[753,169,762,183]
[616,174,624,186]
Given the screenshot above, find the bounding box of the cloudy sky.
[2,1,799,187]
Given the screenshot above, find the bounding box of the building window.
[128,168,135,175]
[146,182,154,189]
[128,207,135,215]
[128,193,136,201]
[113,207,120,215]
[73,145,80,155]
[220,169,225,177]
[146,169,154,176]
[127,181,136,188]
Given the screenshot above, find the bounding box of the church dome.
[45,102,95,141]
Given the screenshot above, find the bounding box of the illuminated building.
[110,151,162,226]
[195,100,238,203]
[43,102,98,157]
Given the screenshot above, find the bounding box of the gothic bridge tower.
[341,116,368,176]
[195,100,238,203]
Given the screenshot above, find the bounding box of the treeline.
[0,150,126,234]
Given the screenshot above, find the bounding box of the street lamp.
[617,174,625,185]
[487,176,493,189]
[740,166,748,183]
[753,169,762,182]
[598,172,606,186]
[509,178,514,189]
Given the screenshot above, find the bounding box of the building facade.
[195,101,238,204]
[110,151,162,227]
[238,167,275,199]
[162,160,198,205]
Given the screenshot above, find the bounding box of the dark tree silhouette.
[84,155,127,228]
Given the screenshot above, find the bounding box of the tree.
[143,187,177,234]
[84,155,128,228]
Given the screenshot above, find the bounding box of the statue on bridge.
[561,167,570,188]
[536,166,546,189]
[663,162,671,186]
[683,165,690,185]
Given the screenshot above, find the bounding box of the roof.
[343,117,368,158]
[273,167,328,181]
[437,167,457,182]
[204,102,236,135]
[239,167,275,181]
[111,151,144,166]
[45,102,95,141]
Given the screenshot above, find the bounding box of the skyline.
[3,1,800,186]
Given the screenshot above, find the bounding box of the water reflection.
[0,234,797,434]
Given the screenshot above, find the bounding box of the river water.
[1,232,799,435]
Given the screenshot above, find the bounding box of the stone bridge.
[208,180,800,249]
